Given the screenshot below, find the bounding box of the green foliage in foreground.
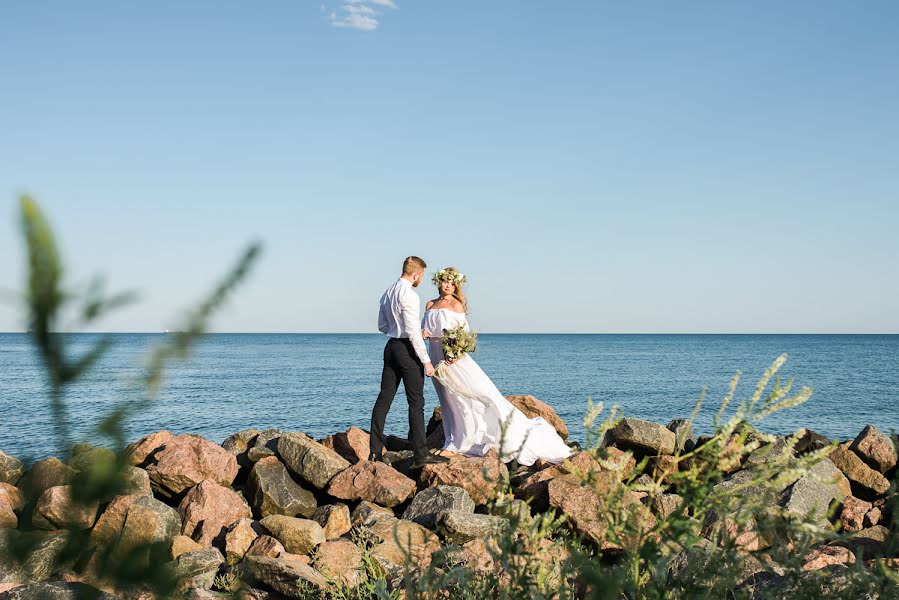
[5,195,899,599]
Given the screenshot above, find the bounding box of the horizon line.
[2,331,899,336]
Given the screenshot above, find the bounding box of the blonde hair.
[402,256,427,275]
[436,266,468,313]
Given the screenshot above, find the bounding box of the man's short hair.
[402,256,427,275]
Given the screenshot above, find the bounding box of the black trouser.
[370,338,428,461]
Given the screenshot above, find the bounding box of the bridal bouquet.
[440,325,477,363]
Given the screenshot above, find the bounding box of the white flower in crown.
[431,268,466,286]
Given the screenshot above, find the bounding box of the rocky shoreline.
[0,394,897,599]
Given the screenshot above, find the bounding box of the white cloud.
[328,0,397,31]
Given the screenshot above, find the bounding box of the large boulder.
[146,434,239,497]
[606,418,676,455]
[350,501,395,528]
[515,451,611,511]
[245,457,316,519]
[828,444,890,500]
[311,504,351,540]
[505,395,569,439]
[221,429,261,469]
[126,430,175,467]
[849,425,897,474]
[418,451,508,505]
[0,581,118,600]
[320,427,371,464]
[259,515,326,555]
[19,458,76,500]
[780,458,845,522]
[246,429,283,463]
[840,496,873,532]
[224,518,259,565]
[402,485,475,529]
[326,461,415,508]
[0,484,24,513]
[89,494,140,546]
[178,480,252,547]
[241,555,328,596]
[313,539,364,587]
[170,534,204,559]
[436,510,508,544]
[277,432,349,489]
[246,534,286,559]
[0,501,16,529]
[168,547,225,591]
[0,451,25,486]
[366,517,440,570]
[116,495,182,557]
[31,485,99,530]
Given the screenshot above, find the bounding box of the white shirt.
[378,278,431,365]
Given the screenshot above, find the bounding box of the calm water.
[1,333,897,461]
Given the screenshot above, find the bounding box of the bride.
[421,267,573,467]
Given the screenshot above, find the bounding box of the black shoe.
[412,454,450,468]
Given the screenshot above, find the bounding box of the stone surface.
[327,461,416,508]
[222,429,261,469]
[0,484,24,512]
[277,432,350,489]
[795,429,833,455]
[126,430,175,467]
[0,451,25,486]
[780,458,845,521]
[367,518,440,569]
[246,429,283,463]
[259,515,326,555]
[651,493,684,520]
[311,504,351,540]
[313,539,364,586]
[117,495,182,557]
[505,395,569,439]
[32,485,99,530]
[402,485,475,529]
[320,427,371,464]
[224,518,259,564]
[515,451,612,511]
[241,555,329,595]
[171,534,205,559]
[246,457,316,519]
[607,418,676,455]
[171,547,225,590]
[803,545,855,571]
[840,496,872,532]
[146,434,239,497]
[418,450,508,505]
[828,444,890,500]
[179,480,252,547]
[849,425,897,474]
[89,494,140,547]
[0,501,16,529]
[436,510,508,544]
[20,458,76,500]
[246,534,286,559]
[666,419,695,452]
[833,525,890,558]
[350,501,395,528]
[0,581,118,600]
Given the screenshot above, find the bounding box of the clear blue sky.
[1,1,897,333]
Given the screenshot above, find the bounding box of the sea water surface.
[1,333,897,460]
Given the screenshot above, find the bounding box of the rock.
[515,451,612,510]
[224,518,259,565]
[350,501,395,528]
[606,418,676,455]
[666,419,695,452]
[0,581,118,600]
[313,539,364,587]
[277,432,349,489]
[437,538,497,574]
[19,458,76,500]
[367,518,440,570]
[32,485,99,530]
[780,458,845,522]
[648,455,679,483]
[245,457,316,519]
[222,429,261,469]
[179,480,252,547]
[89,494,140,546]
[246,534,285,559]
[505,395,569,439]
[402,485,475,529]
[171,534,205,559]
[864,506,882,528]
[311,504,351,540]
[146,434,239,497]
[246,429,283,463]
[0,452,25,486]
[545,475,608,545]
[0,501,16,529]
[803,545,855,571]
[744,437,792,467]
[849,425,897,474]
[418,450,508,505]
[795,429,833,455]
[241,555,328,595]
[840,496,873,532]
[436,511,508,544]
[320,427,371,464]
[426,406,443,436]
[0,484,24,513]
[171,547,225,590]
[126,430,175,467]
[326,461,416,508]
[385,435,412,452]
[651,493,684,520]
[828,444,890,500]
[833,525,890,558]
[259,515,325,555]
[116,495,182,557]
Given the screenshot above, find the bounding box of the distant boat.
[163,329,184,334]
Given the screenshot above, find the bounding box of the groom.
[369,256,449,468]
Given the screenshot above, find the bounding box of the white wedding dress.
[422,308,573,466]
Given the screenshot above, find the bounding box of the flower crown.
[431,268,466,287]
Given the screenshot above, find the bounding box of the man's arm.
[377,297,390,334]
[400,289,433,369]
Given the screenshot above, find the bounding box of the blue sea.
[1,333,897,461]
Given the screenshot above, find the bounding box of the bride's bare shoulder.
[447,298,465,312]
[426,299,439,309]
